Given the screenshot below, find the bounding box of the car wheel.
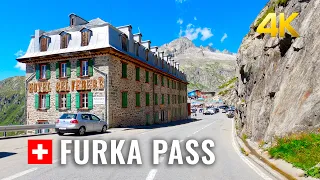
[58,132,64,136]
[78,126,86,136]
[101,125,107,133]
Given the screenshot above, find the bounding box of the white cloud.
[180,23,213,41]
[221,33,228,43]
[194,17,197,20]
[175,0,187,3]
[15,62,26,71]
[14,50,26,71]
[177,18,183,25]
[208,43,213,46]
[15,50,25,57]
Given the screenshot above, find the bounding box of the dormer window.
[60,31,70,49]
[80,28,92,46]
[145,49,149,61]
[39,35,50,52]
[135,42,140,56]
[121,34,128,52]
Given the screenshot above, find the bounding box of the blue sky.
[1,0,268,80]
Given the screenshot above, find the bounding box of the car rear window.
[60,114,77,119]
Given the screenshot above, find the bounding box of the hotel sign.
[28,77,105,93]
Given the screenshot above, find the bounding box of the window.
[91,115,100,121]
[135,67,140,81]
[122,92,128,108]
[56,93,71,110]
[61,62,67,78]
[168,94,170,104]
[146,93,150,106]
[76,92,93,109]
[145,71,149,83]
[161,94,164,105]
[40,36,50,52]
[167,78,170,88]
[122,62,127,78]
[161,76,164,86]
[77,59,93,77]
[136,92,141,107]
[81,114,91,120]
[60,93,67,109]
[154,93,158,105]
[60,32,70,49]
[121,34,128,52]
[40,64,47,79]
[81,93,88,108]
[81,60,89,76]
[40,94,47,109]
[153,73,158,85]
[145,50,149,61]
[81,28,91,46]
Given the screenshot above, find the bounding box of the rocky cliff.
[235,0,320,141]
[159,37,236,91]
[0,76,26,126]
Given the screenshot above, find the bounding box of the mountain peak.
[159,37,195,56]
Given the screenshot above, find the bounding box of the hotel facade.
[17,14,188,129]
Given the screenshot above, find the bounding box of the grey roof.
[44,18,108,36]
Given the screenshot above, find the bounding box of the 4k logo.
[256,13,300,38]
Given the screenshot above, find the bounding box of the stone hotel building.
[17,14,188,129]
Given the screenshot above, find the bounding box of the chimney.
[159,52,164,59]
[133,33,142,43]
[176,63,180,71]
[117,25,133,52]
[34,29,45,52]
[69,13,88,27]
[141,40,151,49]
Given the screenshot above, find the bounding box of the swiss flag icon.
[28,139,52,164]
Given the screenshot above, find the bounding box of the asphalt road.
[0,112,276,180]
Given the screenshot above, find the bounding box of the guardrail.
[0,124,55,137]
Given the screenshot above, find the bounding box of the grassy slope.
[268,133,320,178]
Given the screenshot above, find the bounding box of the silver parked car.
[55,113,108,136]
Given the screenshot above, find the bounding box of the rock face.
[159,37,236,91]
[0,76,26,126]
[235,0,320,141]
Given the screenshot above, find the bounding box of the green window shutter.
[136,93,140,107]
[122,63,127,78]
[167,79,170,88]
[122,92,128,108]
[155,74,158,85]
[35,64,40,80]
[136,67,140,81]
[46,94,50,109]
[76,92,80,109]
[34,94,39,109]
[146,93,150,106]
[162,94,164,104]
[88,92,93,110]
[145,71,149,83]
[172,80,174,89]
[66,93,71,109]
[154,94,158,105]
[55,94,59,110]
[46,64,51,79]
[168,94,170,104]
[88,59,93,76]
[56,62,60,79]
[161,76,164,86]
[76,61,80,77]
[67,61,71,78]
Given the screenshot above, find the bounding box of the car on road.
[55,113,108,136]
[222,108,228,113]
[226,110,235,118]
[203,108,215,115]
[213,108,219,113]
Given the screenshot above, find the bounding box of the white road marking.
[146,169,158,180]
[191,121,216,136]
[231,119,273,180]
[1,168,38,180]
